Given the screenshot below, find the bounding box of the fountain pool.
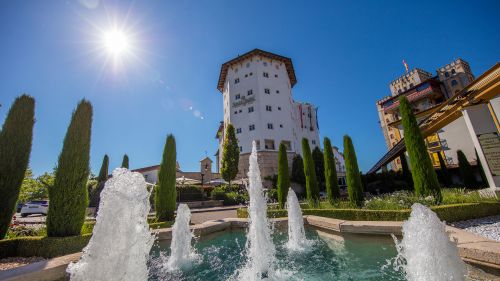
[149,227,405,281]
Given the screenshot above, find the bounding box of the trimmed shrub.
[0,95,35,239]
[156,134,177,221]
[437,152,451,187]
[277,142,290,209]
[121,154,129,169]
[97,154,109,182]
[47,100,93,237]
[0,234,92,259]
[312,146,325,189]
[302,138,319,207]
[211,185,247,205]
[178,185,204,201]
[291,154,305,185]
[220,123,239,187]
[344,135,363,206]
[399,96,442,202]
[457,150,478,188]
[237,203,500,223]
[323,137,340,203]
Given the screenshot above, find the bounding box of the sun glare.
[102,29,131,57]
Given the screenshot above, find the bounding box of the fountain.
[238,141,276,279]
[67,168,154,281]
[286,188,310,251]
[391,203,467,281]
[165,203,199,271]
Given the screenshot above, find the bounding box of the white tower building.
[215,49,320,178]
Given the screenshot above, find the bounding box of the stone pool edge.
[1,216,499,281]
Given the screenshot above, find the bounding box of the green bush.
[344,135,364,206]
[156,134,177,221]
[0,95,35,239]
[323,137,340,203]
[47,100,93,237]
[237,202,500,223]
[178,185,205,201]
[302,138,319,207]
[121,154,129,169]
[0,234,92,259]
[211,185,247,205]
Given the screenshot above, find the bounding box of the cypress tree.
[399,96,442,202]
[121,154,129,169]
[97,155,109,182]
[302,138,319,207]
[323,137,340,203]
[312,146,325,190]
[457,150,478,188]
[291,154,305,185]
[220,124,239,187]
[277,142,290,209]
[475,149,487,186]
[400,154,413,189]
[344,135,364,206]
[155,134,177,221]
[89,155,109,210]
[437,152,451,187]
[0,95,35,239]
[47,100,93,237]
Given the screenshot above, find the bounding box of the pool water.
[148,227,406,281]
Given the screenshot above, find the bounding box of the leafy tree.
[312,146,325,190]
[400,154,413,189]
[220,124,239,187]
[277,142,290,209]
[437,152,451,187]
[323,137,340,203]
[0,95,35,239]
[121,154,129,169]
[457,150,478,188]
[155,134,177,221]
[46,100,93,237]
[399,96,442,203]
[18,169,54,203]
[291,154,305,185]
[475,149,487,186]
[301,138,319,207]
[344,135,364,206]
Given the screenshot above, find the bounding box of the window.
[276,90,280,94]
[263,72,269,78]
[278,107,281,111]
[409,83,414,87]
[234,111,237,114]
[451,79,458,86]
[279,124,283,128]
[249,72,253,76]
[246,62,250,68]
[236,128,242,134]
[249,124,255,131]
[239,109,242,113]
[235,94,240,100]
[234,78,240,84]
[255,140,261,150]
[267,123,273,129]
[245,74,248,78]
[247,89,253,96]
[239,146,243,152]
[248,106,254,113]
[390,134,394,139]
[312,140,316,145]
[275,74,278,78]
[445,71,449,78]
[263,62,268,66]
[264,88,270,94]
[264,139,275,150]
[282,141,291,151]
[451,69,456,74]
[266,105,272,111]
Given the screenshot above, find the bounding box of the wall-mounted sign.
[478,132,500,176]
[233,96,255,108]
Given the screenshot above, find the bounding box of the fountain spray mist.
[165,204,198,271]
[67,168,154,281]
[392,203,467,281]
[240,141,276,279]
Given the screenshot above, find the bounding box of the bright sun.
[102,29,131,56]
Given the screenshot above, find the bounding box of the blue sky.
[0,0,499,176]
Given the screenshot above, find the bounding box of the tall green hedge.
[399,96,442,202]
[47,100,93,237]
[312,146,325,189]
[458,150,478,188]
[155,134,177,221]
[323,137,339,203]
[291,154,305,185]
[220,124,239,187]
[302,138,319,207]
[0,95,35,239]
[344,135,364,206]
[277,142,290,209]
[121,154,129,169]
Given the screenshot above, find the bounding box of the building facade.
[215,49,321,178]
[377,59,477,171]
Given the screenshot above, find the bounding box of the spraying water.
[286,188,310,251]
[391,203,467,281]
[67,168,154,281]
[239,141,276,280]
[165,204,198,271]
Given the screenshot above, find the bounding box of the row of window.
[234,72,279,84]
[234,88,280,100]
[233,105,282,115]
[236,123,284,134]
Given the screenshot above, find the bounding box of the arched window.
[445,72,449,78]
[451,79,458,86]
[451,69,456,74]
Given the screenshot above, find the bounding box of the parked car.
[20,200,49,217]
[16,203,24,213]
